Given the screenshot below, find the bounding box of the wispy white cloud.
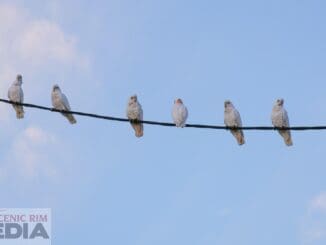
[8,126,58,179]
[300,192,326,244]
[303,228,326,243]
[0,3,88,70]
[14,20,88,68]
[310,192,326,213]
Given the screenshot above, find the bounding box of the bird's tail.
[231,130,245,145]
[131,122,144,138]
[64,113,77,124]
[14,105,24,119]
[279,130,293,146]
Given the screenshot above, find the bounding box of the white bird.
[224,100,245,145]
[126,95,143,137]
[271,98,293,146]
[51,84,77,124]
[172,98,188,127]
[8,74,24,119]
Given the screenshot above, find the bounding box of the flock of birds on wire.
[7,74,293,146]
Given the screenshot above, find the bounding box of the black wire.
[1,98,325,131]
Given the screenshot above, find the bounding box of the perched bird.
[51,84,77,124]
[224,100,245,145]
[271,98,293,146]
[8,74,24,119]
[126,95,143,137]
[172,98,188,127]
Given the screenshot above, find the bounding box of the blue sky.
[0,0,326,244]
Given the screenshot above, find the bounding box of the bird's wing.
[234,109,242,127]
[182,106,188,121]
[283,109,290,127]
[61,93,71,111]
[138,103,143,120]
[19,87,24,103]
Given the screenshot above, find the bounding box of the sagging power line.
[1,98,325,131]
[4,75,323,146]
